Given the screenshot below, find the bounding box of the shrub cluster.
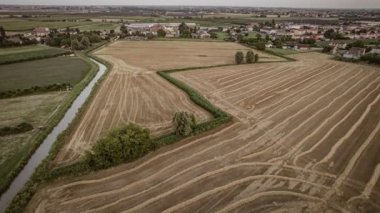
[0,83,71,99]
[235,50,259,64]
[0,122,33,136]
[85,123,153,170]
[360,53,380,65]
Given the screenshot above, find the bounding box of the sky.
[1,0,380,9]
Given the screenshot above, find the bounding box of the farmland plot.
[54,52,211,166]
[95,40,285,70]
[29,52,380,212]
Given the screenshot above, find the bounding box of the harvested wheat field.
[54,53,211,166]
[95,41,284,70]
[29,52,380,212]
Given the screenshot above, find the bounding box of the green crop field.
[77,23,120,31]
[0,92,69,194]
[0,18,97,31]
[0,45,70,64]
[0,56,90,92]
[216,32,230,40]
[267,48,299,55]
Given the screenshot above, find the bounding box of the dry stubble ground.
[56,41,278,166]
[28,44,380,212]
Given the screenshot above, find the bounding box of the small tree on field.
[235,51,244,64]
[246,50,254,63]
[173,111,196,136]
[157,29,166,37]
[254,54,259,63]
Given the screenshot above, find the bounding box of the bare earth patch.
[29,50,380,212]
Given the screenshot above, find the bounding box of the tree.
[246,50,255,63]
[85,123,152,169]
[235,51,244,64]
[0,26,6,42]
[120,24,127,33]
[255,42,266,51]
[324,29,335,39]
[256,34,262,40]
[179,22,191,38]
[172,111,196,136]
[210,32,218,39]
[254,54,259,63]
[70,39,81,50]
[272,19,276,27]
[80,36,91,48]
[157,29,166,38]
[346,40,365,49]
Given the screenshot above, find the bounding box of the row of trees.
[0,26,38,48]
[46,30,102,50]
[0,83,71,99]
[235,51,259,64]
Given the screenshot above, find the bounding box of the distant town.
[1,5,379,63]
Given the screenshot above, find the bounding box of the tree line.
[235,50,259,64]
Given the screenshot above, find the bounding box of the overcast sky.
[1,0,380,9]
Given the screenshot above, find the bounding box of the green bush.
[0,122,33,136]
[85,123,153,169]
[361,53,380,64]
[0,83,71,99]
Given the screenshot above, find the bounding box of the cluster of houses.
[124,23,211,39]
[329,42,380,59]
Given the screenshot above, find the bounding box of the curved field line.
[216,191,327,213]
[48,122,240,191]
[253,64,347,116]
[104,164,329,213]
[312,90,380,169]
[268,68,374,163]
[241,67,364,160]
[229,63,335,102]
[61,154,336,208]
[59,124,255,205]
[322,117,380,200]
[293,79,380,166]
[219,66,296,95]
[348,163,380,203]
[162,175,330,213]
[234,63,338,105]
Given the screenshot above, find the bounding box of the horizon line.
[0,4,380,10]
